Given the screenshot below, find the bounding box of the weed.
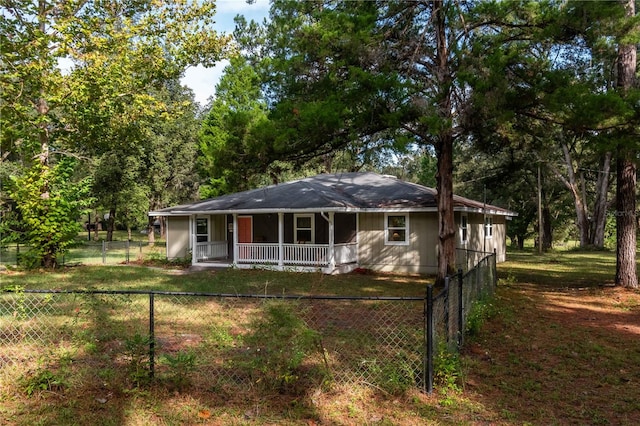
[160,350,197,389]
[498,272,517,286]
[21,368,67,396]
[365,355,416,395]
[465,293,498,336]
[434,342,462,393]
[208,324,235,349]
[123,333,153,386]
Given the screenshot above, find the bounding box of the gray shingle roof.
[151,172,515,216]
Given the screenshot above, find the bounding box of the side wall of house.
[357,212,439,274]
[358,212,508,274]
[167,216,190,259]
[463,213,507,263]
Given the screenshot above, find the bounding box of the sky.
[180,0,270,105]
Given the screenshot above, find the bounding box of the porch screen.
[196,218,208,242]
[295,215,313,243]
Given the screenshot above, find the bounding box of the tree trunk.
[93,215,100,240]
[590,152,611,248]
[542,205,553,250]
[436,133,456,285]
[616,150,637,287]
[433,0,456,285]
[555,142,590,247]
[106,207,116,242]
[147,215,156,246]
[160,216,166,239]
[615,0,638,289]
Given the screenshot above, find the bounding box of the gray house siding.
[167,216,190,259]
[358,212,439,274]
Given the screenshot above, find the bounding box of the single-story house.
[149,172,516,274]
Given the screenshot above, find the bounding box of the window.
[196,218,209,242]
[385,214,409,245]
[295,214,314,243]
[461,215,468,243]
[484,217,493,239]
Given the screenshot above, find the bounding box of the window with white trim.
[196,218,209,242]
[484,217,493,239]
[461,214,468,243]
[385,213,409,245]
[294,214,314,243]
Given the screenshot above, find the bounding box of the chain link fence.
[0,252,496,395]
[0,242,166,267]
[426,252,497,392]
[0,290,425,395]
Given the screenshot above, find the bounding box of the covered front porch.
[192,211,358,274]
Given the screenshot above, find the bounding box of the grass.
[461,247,640,425]
[1,266,430,297]
[1,247,640,425]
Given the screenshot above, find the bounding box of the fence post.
[457,269,464,350]
[149,293,155,379]
[126,240,130,264]
[425,285,434,394]
[102,241,106,264]
[16,243,20,267]
[493,249,498,290]
[444,276,450,345]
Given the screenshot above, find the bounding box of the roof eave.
[150,206,517,217]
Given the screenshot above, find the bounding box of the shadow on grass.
[463,284,640,425]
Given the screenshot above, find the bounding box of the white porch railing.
[195,241,228,261]
[238,243,280,264]
[236,242,357,267]
[283,244,328,266]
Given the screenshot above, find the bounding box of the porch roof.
[150,172,516,217]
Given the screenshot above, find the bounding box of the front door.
[237,216,252,243]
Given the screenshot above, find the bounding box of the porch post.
[232,213,238,266]
[191,215,197,266]
[328,211,335,271]
[278,212,284,269]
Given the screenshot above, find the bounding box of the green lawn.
[2,265,430,297]
[2,248,639,425]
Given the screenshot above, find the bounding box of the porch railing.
[283,244,328,266]
[238,243,280,264]
[195,241,228,261]
[236,242,357,267]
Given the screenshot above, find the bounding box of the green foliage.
[366,355,417,395]
[433,342,462,393]
[124,333,153,387]
[2,158,93,268]
[240,301,325,391]
[160,350,197,389]
[199,55,270,195]
[465,294,498,337]
[21,368,67,397]
[1,0,228,246]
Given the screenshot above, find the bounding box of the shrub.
[160,350,197,390]
[124,333,153,386]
